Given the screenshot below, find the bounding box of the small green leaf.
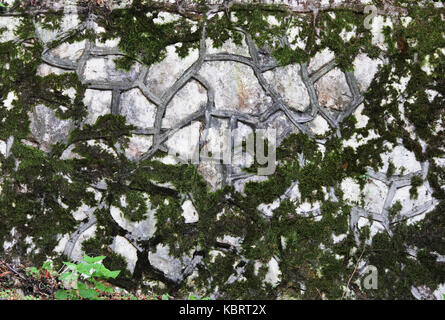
[59,272,77,282]
[42,261,52,271]
[79,288,99,300]
[162,294,169,300]
[188,294,196,300]
[63,262,78,271]
[55,290,68,300]
[94,281,106,292]
[83,254,106,264]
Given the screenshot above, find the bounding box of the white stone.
[165,121,201,162]
[37,64,73,77]
[125,135,153,161]
[0,17,21,42]
[206,34,250,57]
[110,235,138,274]
[380,144,422,175]
[353,103,369,128]
[216,235,243,248]
[51,40,86,61]
[341,177,361,204]
[370,16,393,50]
[148,243,192,282]
[199,61,269,114]
[83,89,112,125]
[2,91,17,111]
[110,202,157,241]
[315,67,351,110]
[181,200,199,223]
[257,199,280,217]
[146,45,199,97]
[29,104,74,152]
[120,89,157,128]
[263,64,310,112]
[309,115,330,135]
[70,224,97,262]
[264,257,281,287]
[353,54,383,91]
[162,80,207,128]
[83,57,141,82]
[308,48,335,73]
[363,180,388,214]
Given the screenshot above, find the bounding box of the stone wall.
[0,0,444,299]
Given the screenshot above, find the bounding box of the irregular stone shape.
[165,121,201,162]
[83,57,141,82]
[162,80,207,129]
[110,235,138,274]
[264,257,281,287]
[216,235,243,248]
[380,144,422,175]
[353,54,383,92]
[263,64,310,112]
[60,144,84,160]
[146,44,199,97]
[206,34,250,57]
[181,200,199,223]
[309,115,330,135]
[37,64,73,77]
[202,118,230,163]
[341,177,361,204]
[110,199,157,241]
[314,67,351,110]
[199,61,270,114]
[308,48,335,74]
[83,89,112,125]
[370,15,393,50]
[353,103,369,129]
[391,185,433,220]
[0,17,21,42]
[125,135,153,161]
[35,12,81,44]
[70,224,97,262]
[29,104,74,152]
[51,40,86,61]
[120,88,157,128]
[197,159,225,192]
[286,26,306,51]
[2,91,17,110]
[257,199,280,217]
[233,175,268,196]
[148,243,195,283]
[342,129,380,150]
[363,180,388,214]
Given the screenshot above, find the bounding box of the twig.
[341,247,365,300]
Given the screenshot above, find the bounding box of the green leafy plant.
[55,254,120,300]
[188,294,211,300]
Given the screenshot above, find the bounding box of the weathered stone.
[120,89,157,128]
[83,57,141,82]
[110,197,157,241]
[145,44,199,97]
[198,61,270,114]
[111,235,138,274]
[83,89,112,125]
[181,200,199,223]
[29,104,74,152]
[314,67,351,110]
[162,80,207,129]
[263,64,310,112]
